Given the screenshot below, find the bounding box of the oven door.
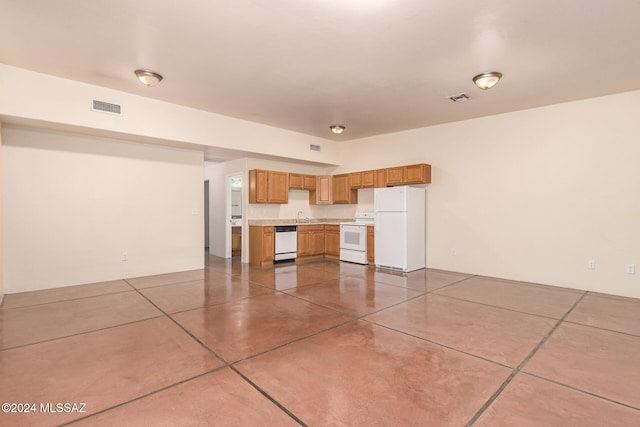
[340,224,367,252]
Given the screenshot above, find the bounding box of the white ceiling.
[1,0,639,142]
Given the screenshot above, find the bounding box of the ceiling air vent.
[310,144,321,152]
[91,99,122,115]
[448,93,469,103]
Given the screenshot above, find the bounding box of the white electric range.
[340,213,374,265]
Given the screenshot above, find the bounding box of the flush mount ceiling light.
[134,69,163,87]
[472,72,502,90]
[330,125,345,134]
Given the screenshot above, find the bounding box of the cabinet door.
[361,170,375,188]
[312,175,333,204]
[267,171,289,203]
[289,173,303,189]
[385,167,404,186]
[249,169,268,203]
[249,226,274,266]
[404,164,431,184]
[303,174,317,189]
[324,226,340,257]
[374,169,387,188]
[310,231,325,255]
[290,173,316,190]
[349,172,362,189]
[333,174,350,203]
[297,230,311,257]
[262,228,275,263]
[333,174,357,204]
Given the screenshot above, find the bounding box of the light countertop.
[248,218,354,226]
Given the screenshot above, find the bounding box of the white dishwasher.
[274,225,297,263]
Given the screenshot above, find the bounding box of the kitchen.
[214,163,431,270]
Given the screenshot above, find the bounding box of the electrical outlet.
[625,264,635,274]
[587,260,596,270]
[450,247,457,256]
[121,252,128,262]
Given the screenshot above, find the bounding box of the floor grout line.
[60,367,226,426]
[228,366,307,427]
[520,371,640,412]
[0,314,165,353]
[127,278,307,426]
[561,319,640,338]
[5,257,639,425]
[125,279,230,365]
[426,291,585,322]
[361,319,515,370]
[0,287,140,312]
[465,292,588,426]
[230,318,359,365]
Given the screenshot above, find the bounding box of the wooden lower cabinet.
[297,225,325,258]
[249,223,361,265]
[324,225,340,258]
[232,226,242,257]
[249,226,274,267]
[367,226,375,264]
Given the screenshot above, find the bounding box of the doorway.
[226,174,243,259]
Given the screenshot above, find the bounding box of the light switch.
[191,208,199,215]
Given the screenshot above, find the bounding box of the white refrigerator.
[374,186,426,272]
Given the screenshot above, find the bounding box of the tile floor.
[1,255,639,426]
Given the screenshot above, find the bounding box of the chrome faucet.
[297,211,303,223]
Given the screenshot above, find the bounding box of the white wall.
[336,91,640,298]
[0,64,340,167]
[2,125,204,293]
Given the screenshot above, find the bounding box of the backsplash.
[247,188,374,220]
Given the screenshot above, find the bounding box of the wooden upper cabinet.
[333,174,358,204]
[349,172,362,189]
[350,170,374,189]
[310,175,333,205]
[405,163,431,184]
[385,166,405,186]
[267,171,289,203]
[303,174,316,189]
[361,170,375,188]
[385,163,431,186]
[249,169,268,203]
[289,173,303,190]
[249,169,289,204]
[289,173,317,190]
[250,164,429,205]
[374,169,387,188]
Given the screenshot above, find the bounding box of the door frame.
[225,172,243,258]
